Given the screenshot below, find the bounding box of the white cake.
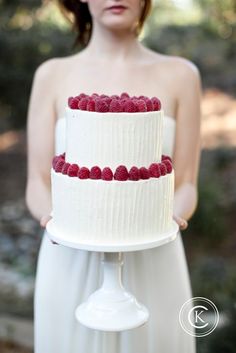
[50,95,175,245]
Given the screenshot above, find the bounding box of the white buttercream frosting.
[66,108,163,170]
[51,170,174,244]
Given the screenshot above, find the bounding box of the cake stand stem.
[102,252,124,292]
[75,250,149,331]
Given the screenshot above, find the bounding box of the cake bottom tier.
[51,170,174,244]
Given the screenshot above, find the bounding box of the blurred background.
[0,0,235,352]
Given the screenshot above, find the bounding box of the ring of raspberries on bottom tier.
[52,153,173,181]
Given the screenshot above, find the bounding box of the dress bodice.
[55,115,176,158]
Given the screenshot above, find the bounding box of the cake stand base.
[75,253,148,331]
[46,222,179,331]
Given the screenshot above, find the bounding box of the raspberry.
[123,99,137,112]
[55,159,65,173]
[159,163,167,176]
[161,155,172,163]
[91,93,99,98]
[78,167,90,179]
[69,97,79,109]
[87,99,96,111]
[90,166,102,179]
[120,98,128,111]
[145,99,154,111]
[114,165,129,181]
[111,94,119,99]
[102,167,113,181]
[162,160,173,173]
[95,99,109,112]
[78,97,89,110]
[52,155,59,169]
[105,97,112,106]
[62,162,70,175]
[129,166,140,181]
[59,152,65,160]
[120,92,130,99]
[136,99,147,112]
[138,95,146,100]
[77,93,87,99]
[109,99,123,112]
[149,163,161,178]
[67,164,79,177]
[100,94,109,99]
[139,167,150,179]
[151,97,161,111]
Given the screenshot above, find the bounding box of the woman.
[26,0,202,352]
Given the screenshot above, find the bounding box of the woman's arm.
[172,59,202,229]
[25,59,58,224]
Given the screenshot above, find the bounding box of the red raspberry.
[129,166,141,181]
[78,97,89,110]
[87,99,96,111]
[123,99,137,112]
[151,97,161,111]
[138,95,147,100]
[105,97,112,105]
[120,92,130,99]
[52,155,59,169]
[114,165,129,181]
[67,164,79,177]
[55,159,65,173]
[161,154,172,162]
[100,94,109,99]
[59,152,65,160]
[145,99,154,111]
[77,93,87,99]
[68,97,79,109]
[162,160,173,173]
[90,166,102,179]
[109,99,123,112]
[78,167,90,179]
[111,94,119,99]
[136,99,147,112]
[159,163,167,176]
[62,162,70,175]
[149,163,161,178]
[120,98,128,111]
[95,99,109,112]
[139,167,150,179]
[91,93,99,98]
[101,167,113,181]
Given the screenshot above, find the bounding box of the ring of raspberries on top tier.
[68,92,161,113]
[52,154,173,181]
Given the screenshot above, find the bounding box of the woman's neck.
[83,22,144,64]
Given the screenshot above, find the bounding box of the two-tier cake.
[50,93,175,245]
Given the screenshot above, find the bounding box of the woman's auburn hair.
[58,0,152,47]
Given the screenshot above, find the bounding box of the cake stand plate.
[46,220,178,252]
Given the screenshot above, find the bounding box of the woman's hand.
[173,214,188,231]
[40,215,58,245]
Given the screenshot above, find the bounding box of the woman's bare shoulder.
[34,53,80,82]
[146,49,200,77]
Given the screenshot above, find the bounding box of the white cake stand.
[46,220,178,331]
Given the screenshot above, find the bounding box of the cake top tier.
[68,92,161,113]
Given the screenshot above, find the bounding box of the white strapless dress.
[34,116,196,353]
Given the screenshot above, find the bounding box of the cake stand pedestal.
[46,221,178,331]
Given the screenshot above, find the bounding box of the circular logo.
[179,297,219,337]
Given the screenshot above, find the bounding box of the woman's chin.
[101,20,135,34]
